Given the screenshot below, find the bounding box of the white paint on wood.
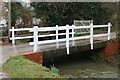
[56,25,59,48]
[108,23,111,40]
[90,23,93,49]
[10,28,32,31]
[10,23,112,53]
[33,26,38,52]
[12,27,15,44]
[10,36,33,40]
[66,25,69,55]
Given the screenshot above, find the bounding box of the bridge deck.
[0,32,116,64]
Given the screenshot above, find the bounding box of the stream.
[45,52,118,78]
[57,59,118,78]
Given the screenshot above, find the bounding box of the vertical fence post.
[90,23,93,49]
[56,25,59,48]
[66,25,69,54]
[12,27,15,44]
[72,25,75,46]
[33,26,38,52]
[108,23,111,40]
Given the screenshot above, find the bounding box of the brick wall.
[102,39,120,57]
[13,52,43,64]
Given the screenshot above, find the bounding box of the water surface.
[50,53,118,78]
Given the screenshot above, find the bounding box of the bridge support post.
[66,25,69,54]
[56,25,59,48]
[108,23,111,40]
[33,26,38,52]
[90,23,93,49]
[11,27,15,44]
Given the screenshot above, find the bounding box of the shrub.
[50,64,59,74]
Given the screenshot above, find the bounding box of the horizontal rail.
[93,25,109,28]
[10,23,111,54]
[29,38,66,45]
[37,26,69,31]
[70,35,90,40]
[10,36,33,40]
[29,33,109,45]
[38,32,75,37]
[10,32,75,40]
[10,25,111,32]
[9,33,109,40]
[93,33,108,37]
[38,34,56,37]
[29,35,93,45]
[38,25,111,31]
[10,28,32,31]
[30,38,68,45]
[30,35,92,46]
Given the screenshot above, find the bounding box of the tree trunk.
[118,2,120,40]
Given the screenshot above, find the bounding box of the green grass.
[3,56,62,78]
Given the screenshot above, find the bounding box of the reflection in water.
[45,52,118,78]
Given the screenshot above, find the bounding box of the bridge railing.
[10,23,111,54]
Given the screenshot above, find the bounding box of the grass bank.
[3,56,62,78]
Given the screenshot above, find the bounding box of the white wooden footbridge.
[10,23,111,55]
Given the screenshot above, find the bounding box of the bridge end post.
[90,23,93,50]
[56,25,59,48]
[11,27,15,44]
[33,26,39,52]
[108,23,111,40]
[66,25,70,55]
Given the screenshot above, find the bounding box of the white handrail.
[10,28,32,31]
[10,23,111,54]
